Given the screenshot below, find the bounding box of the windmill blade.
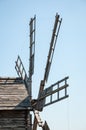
[15,55,30,95]
[32,77,69,111]
[39,76,69,108]
[33,110,50,130]
[33,116,38,130]
[44,13,62,84]
[15,55,28,80]
[36,13,62,110]
[32,110,43,130]
[29,15,36,78]
[43,121,50,130]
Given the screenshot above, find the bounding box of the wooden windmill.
[15,13,69,130]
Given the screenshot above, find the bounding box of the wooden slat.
[0,95,28,100]
[0,90,27,95]
[0,106,31,110]
[0,77,23,84]
[0,110,26,117]
[0,128,26,130]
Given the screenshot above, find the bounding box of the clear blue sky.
[0,1,86,130]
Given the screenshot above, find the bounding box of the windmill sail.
[29,15,36,78]
[15,55,30,94]
[15,55,27,80]
[36,14,62,111]
[37,77,69,110]
[43,121,50,130]
[28,15,36,100]
[37,13,62,99]
[44,13,62,84]
[33,110,50,130]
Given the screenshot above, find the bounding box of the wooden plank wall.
[0,110,32,130]
[0,77,30,109]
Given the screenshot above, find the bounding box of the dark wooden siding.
[0,110,32,130]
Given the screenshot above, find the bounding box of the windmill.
[15,13,69,130]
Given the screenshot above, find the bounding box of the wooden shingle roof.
[0,77,31,110]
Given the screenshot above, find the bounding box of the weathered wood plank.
[0,106,31,110]
[0,97,30,108]
[0,92,27,95]
[0,128,26,130]
[0,110,26,117]
[0,110,31,130]
[0,86,26,90]
[0,77,23,84]
[0,95,28,99]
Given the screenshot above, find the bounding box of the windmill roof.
[0,77,31,110]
